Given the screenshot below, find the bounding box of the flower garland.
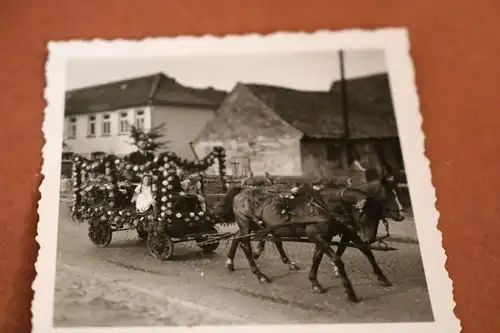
[277,186,328,224]
[214,146,228,192]
[70,147,229,232]
[279,190,295,224]
[157,155,176,233]
[102,155,119,227]
[71,156,82,220]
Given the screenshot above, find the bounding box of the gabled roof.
[244,73,398,139]
[244,84,342,139]
[330,73,394,113]
[65,73,228,116]
[193,83,302,143]
[189,87,228,105]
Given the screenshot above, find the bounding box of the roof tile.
[245,73,398,139]
[65,73,227,116]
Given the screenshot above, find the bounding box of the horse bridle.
[338,188,393,247]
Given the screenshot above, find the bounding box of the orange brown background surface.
[1,1,499,332]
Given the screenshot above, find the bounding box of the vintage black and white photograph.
[34,30,459,333]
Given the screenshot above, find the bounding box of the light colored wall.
[151,105,215,159]
[194,137,302,177]
[192,84,303,176]
[63,106,152,157]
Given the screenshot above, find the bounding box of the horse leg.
[252,230,300,270]
[344,229,392,287]
[252,239,266,260]
[308,232,340,292]
[270,236,300,270]
[227,229,260,272]
[234,212,271,283]
[306,229,359,302]
[332,235,349,277]
[225,237,240,271]
[308,246,326,293]
[240,236,272,283]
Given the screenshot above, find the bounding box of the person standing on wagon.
[350,150,367,185]
[180,173,207,212]
[132,174,158,218]
[263,172,274,186]
[241,171,257,187]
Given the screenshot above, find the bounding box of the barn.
[192,73,404,179]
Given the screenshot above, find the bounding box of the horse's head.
[348,177,404,242]
[319,176,406,244]
[373,175,406,222]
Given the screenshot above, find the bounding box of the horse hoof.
[226,263,234,271]
[288,263,301,271]
[258,275,271,283]
[312,285,326,293]
[347,293,360,303]
[378,277,393,287]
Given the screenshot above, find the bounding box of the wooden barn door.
[229,156,251,177]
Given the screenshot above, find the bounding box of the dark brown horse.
[217,182,399,302]
[250,177,406,298]
[216,185,319,279]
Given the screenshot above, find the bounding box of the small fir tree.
[128,123,170,153]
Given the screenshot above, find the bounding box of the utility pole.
[338,50,352,168]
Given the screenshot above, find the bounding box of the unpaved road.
[54,205,434,327]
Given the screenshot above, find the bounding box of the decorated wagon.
[70,146,232,260]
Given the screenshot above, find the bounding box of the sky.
[66,49,387,92]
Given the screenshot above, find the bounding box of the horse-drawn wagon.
[70,147,231,260]
[69,144,409,302]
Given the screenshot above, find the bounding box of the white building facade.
[64,73,227,159]
[64,106,152,157]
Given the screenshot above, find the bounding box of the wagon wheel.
[136,225,148,241]
[147,232,174,260]
[88,222,113,247]
[196,227,220,254]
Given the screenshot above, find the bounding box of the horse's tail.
[212,186,243,223]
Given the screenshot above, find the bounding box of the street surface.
[54,204,434,327]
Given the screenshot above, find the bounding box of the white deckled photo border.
[34,28,460,333]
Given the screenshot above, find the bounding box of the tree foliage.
[128,123,170,152]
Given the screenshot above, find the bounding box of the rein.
[301,194,351,225]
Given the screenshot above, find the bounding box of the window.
[228,157,251,177]
[67,117,77,138]
[119,112,129,134]
[91,151,106,160]
[101,114,111,136]
[135,110,145,131]
[326,145,341,161]
[88,115,96,137]
[62,152,73,161]
[326,144,342,168]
